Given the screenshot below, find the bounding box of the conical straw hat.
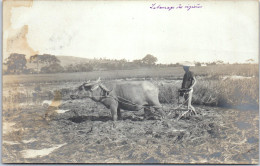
[178,61,195,67]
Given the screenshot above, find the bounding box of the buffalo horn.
[83,77,101,87]
[96,77,101,83]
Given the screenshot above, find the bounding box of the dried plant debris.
[2,81,258,164]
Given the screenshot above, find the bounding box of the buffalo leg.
[110,106,118,121]
[117,108,122,120]
[144,107,153,120]
[155,107,166,119]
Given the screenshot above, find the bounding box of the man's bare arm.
[189,77,196,89]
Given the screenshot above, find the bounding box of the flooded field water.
[2,81,259,164]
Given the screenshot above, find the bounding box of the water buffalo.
[70,78,165,121]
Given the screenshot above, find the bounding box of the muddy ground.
[2,96,259,164]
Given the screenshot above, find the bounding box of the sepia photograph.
[2,0,259,164]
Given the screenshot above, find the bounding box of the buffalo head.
[70,77,101,100]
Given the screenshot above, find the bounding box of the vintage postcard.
[2,0,259,164]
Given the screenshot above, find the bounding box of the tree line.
[3,53,63,74]
[4,53,247,75]
[3,53,159,75]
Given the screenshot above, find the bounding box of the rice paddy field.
[2,64,259,164]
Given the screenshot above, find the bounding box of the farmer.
[179,64,197,115]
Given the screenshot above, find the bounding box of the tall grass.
[158,77,259,109]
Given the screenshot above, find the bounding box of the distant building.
[216,61,224,65]
[246,59,256,64]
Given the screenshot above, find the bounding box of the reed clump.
[158,77,259,109]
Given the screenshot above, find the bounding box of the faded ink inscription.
[150,3,203,11]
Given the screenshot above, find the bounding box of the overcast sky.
[9,0,258,64]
